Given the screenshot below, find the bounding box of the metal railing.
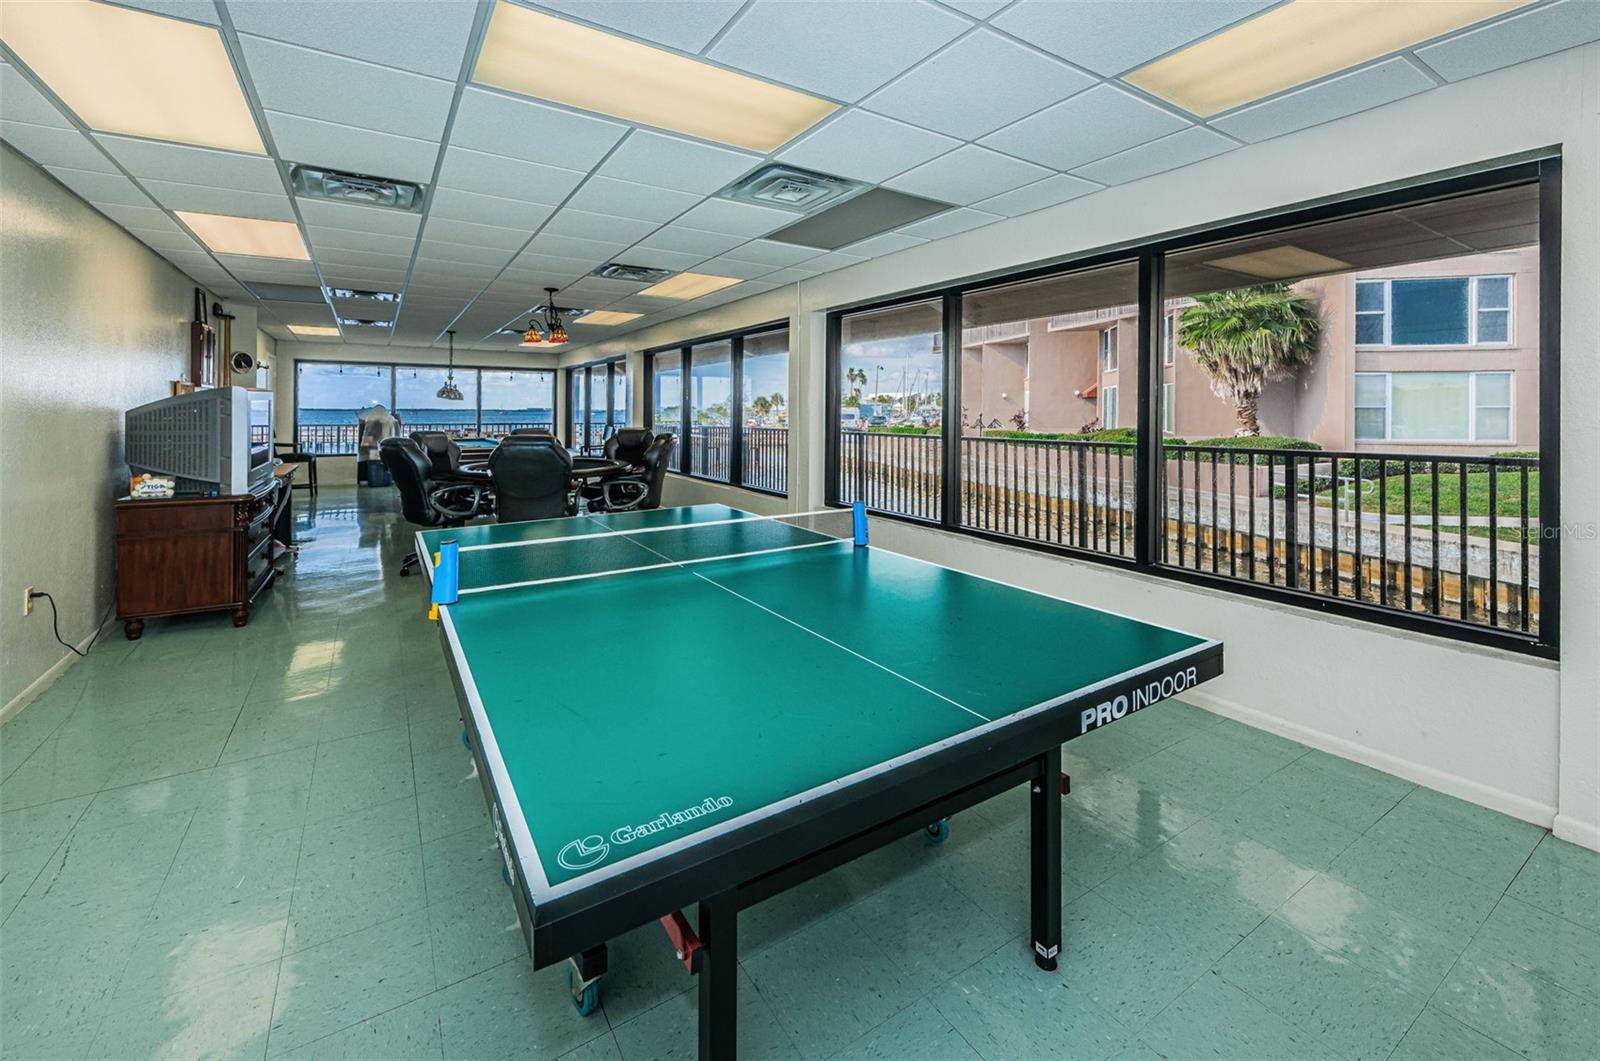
[1164,446,1540,635]
[742,427,788,494]
[293,420,555,455]
[691,425,732,482]
[838,429,942,522]
[961,321,1028,345]
[960,435,1136,558]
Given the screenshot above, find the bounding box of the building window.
[1099,325,1118,371]
[1353,371,1513,442]
[1162,382,1174,433]
[1162,314,1175,365]
[741,328,789,495]
[1102,385,1118,429]
[652,351,682,438]
[1354,275,1513,347]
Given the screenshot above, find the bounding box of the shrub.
[1492,450,1539,460]
[1177,435,1319,464]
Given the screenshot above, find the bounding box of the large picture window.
[827,163,1557,656]
[690,340,732,483]
[294,362,552,454]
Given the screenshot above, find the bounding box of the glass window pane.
[1476,275,1510,309]
[1390,278,1469,345]
[479,369,554,438]
[689,340,732,482]
[1475,407,1511,441]
[395,365,477,435]
[1354,373,1388,407]
[838,299,943,522]
[742,329,788,494]
[1475,371,1511,406]
[612,364,630,426]
[1390,372,1469,440]
[587,366,608,448]
[296,362,392,454]
[1476,309,1509,343]
[1355,280,1386,312]
[1355,312,1385,345]
[652,351,682,437]
[570,371,583,443]
[1355,408,1387,440]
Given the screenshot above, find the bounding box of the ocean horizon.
[298,407,558,425]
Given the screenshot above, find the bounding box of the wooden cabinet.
[114,476,289,639]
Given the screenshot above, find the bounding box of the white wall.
[0,144,219,713]
[271,339,564,484]
[560,44,1600,848]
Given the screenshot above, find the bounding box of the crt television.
[125,387,275,496]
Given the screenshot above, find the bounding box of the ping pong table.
[416,504,1222,1059]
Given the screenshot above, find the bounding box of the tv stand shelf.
[114,470,294,640]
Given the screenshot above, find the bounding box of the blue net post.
[852,502,868,547]
[430,539,460,617]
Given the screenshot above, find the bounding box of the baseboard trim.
[0,617,109,725]
[1552,813,1600,852]
[1184,688,1559,830]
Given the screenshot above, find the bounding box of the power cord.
[29,591,115,659]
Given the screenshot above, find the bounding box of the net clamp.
[659,910,704,974]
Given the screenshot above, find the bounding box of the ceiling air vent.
[590,262,674,283]
[717,163,866,213]
[326,288,400,302]
[338,318,393,329]
[290,165,423,212]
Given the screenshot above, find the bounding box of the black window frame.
[643,320,790,496]
[825,156,1561,659]
[292,360,556,455]
[562,356,628,451]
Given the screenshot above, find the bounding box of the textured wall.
[0,143,201,710]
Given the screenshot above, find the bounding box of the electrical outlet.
[23,586,35,617]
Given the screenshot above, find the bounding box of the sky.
[841,333,944,396]
[298,364,554,409]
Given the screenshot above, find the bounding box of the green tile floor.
[2,486,1596,1060]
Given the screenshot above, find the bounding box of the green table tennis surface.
[420,506,1212,897]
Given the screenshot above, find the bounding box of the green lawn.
[1289,468,1540,539]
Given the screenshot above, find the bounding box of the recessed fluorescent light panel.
[288,325,340,337]
[0,0,265,154]
[1125,0,1534,117]
[1205,246,1351,280]
[473,2,838,152]
[579,310,643,326]
[326,288,401,302]
[290,166,423,213]
[176,212,309,260]
[637,273,742,300]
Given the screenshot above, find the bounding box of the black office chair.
[580,427,655,507]
[380,437,489,575]
[410,430,491,483]
[488,436,575,522]
[589,434,675,513]
[509,427,558,440]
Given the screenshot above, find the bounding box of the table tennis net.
[446,509,861,596]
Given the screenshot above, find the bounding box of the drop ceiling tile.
[841,231,927,256]
[563,176,703,223]
[266,111,437,184]
[126,227,202,253]
[973,172,1099,216]
[450,88,628,172]
[530,0,744,52]
[708,0,968,102]
[297,199,423,238]
[0,66,72,128]
[44,167,155,207]
[238,35,456,140]
[322,268,407,289]
[96,135,283,191]
[980,84,1190,171]
[694,256,776,279]
[524,232,629,262]
[866,29,1096,139]
[608,245,707,272]
[3,121,118,172]
[633,226,746,257]
[420,216,535,252]
[307,225,417,256]
[428,188,554,231]
[141,180,296,221]
[540,209,660,246]
[596,131,759,195]
[941,0,1009,17]
[776,109,959,184]
[416,239,518,268]
[762,265,823,284]
[312,245,413,270]
[215,255,319,283]
[502,252,597,281]
[1415,0,1600,82]
[1211,58,1435,143]
[159,248,221,272]
[562,276,652,301]
[992,0,1275,76]
[436,146,586,205]
[674,198,794,238]
[92,203,181,231]
[114,1,220,25]
[898,206,1002,239]
[229,0,477,80]
[1071,126,1234,185]
[718,239,821,267]
[884,144,1048,204]
[802,249,868,271]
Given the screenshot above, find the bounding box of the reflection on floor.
[2,486,1595,1060]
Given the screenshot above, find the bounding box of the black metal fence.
[742,427,788,494]
[837,431,1540,637]
[293,420,557,455]
[691,425,733,482]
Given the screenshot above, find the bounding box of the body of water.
[299,407,555,425]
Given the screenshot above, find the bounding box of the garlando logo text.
[1080,666,1199,733]
[557,795,734,872]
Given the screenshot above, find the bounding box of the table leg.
[1030,747,1062,972]
[698,892,738,1061]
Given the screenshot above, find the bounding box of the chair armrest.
[429,482,486,519]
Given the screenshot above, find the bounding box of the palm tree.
[846,367,866,399]
[1177,283,1321,436]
